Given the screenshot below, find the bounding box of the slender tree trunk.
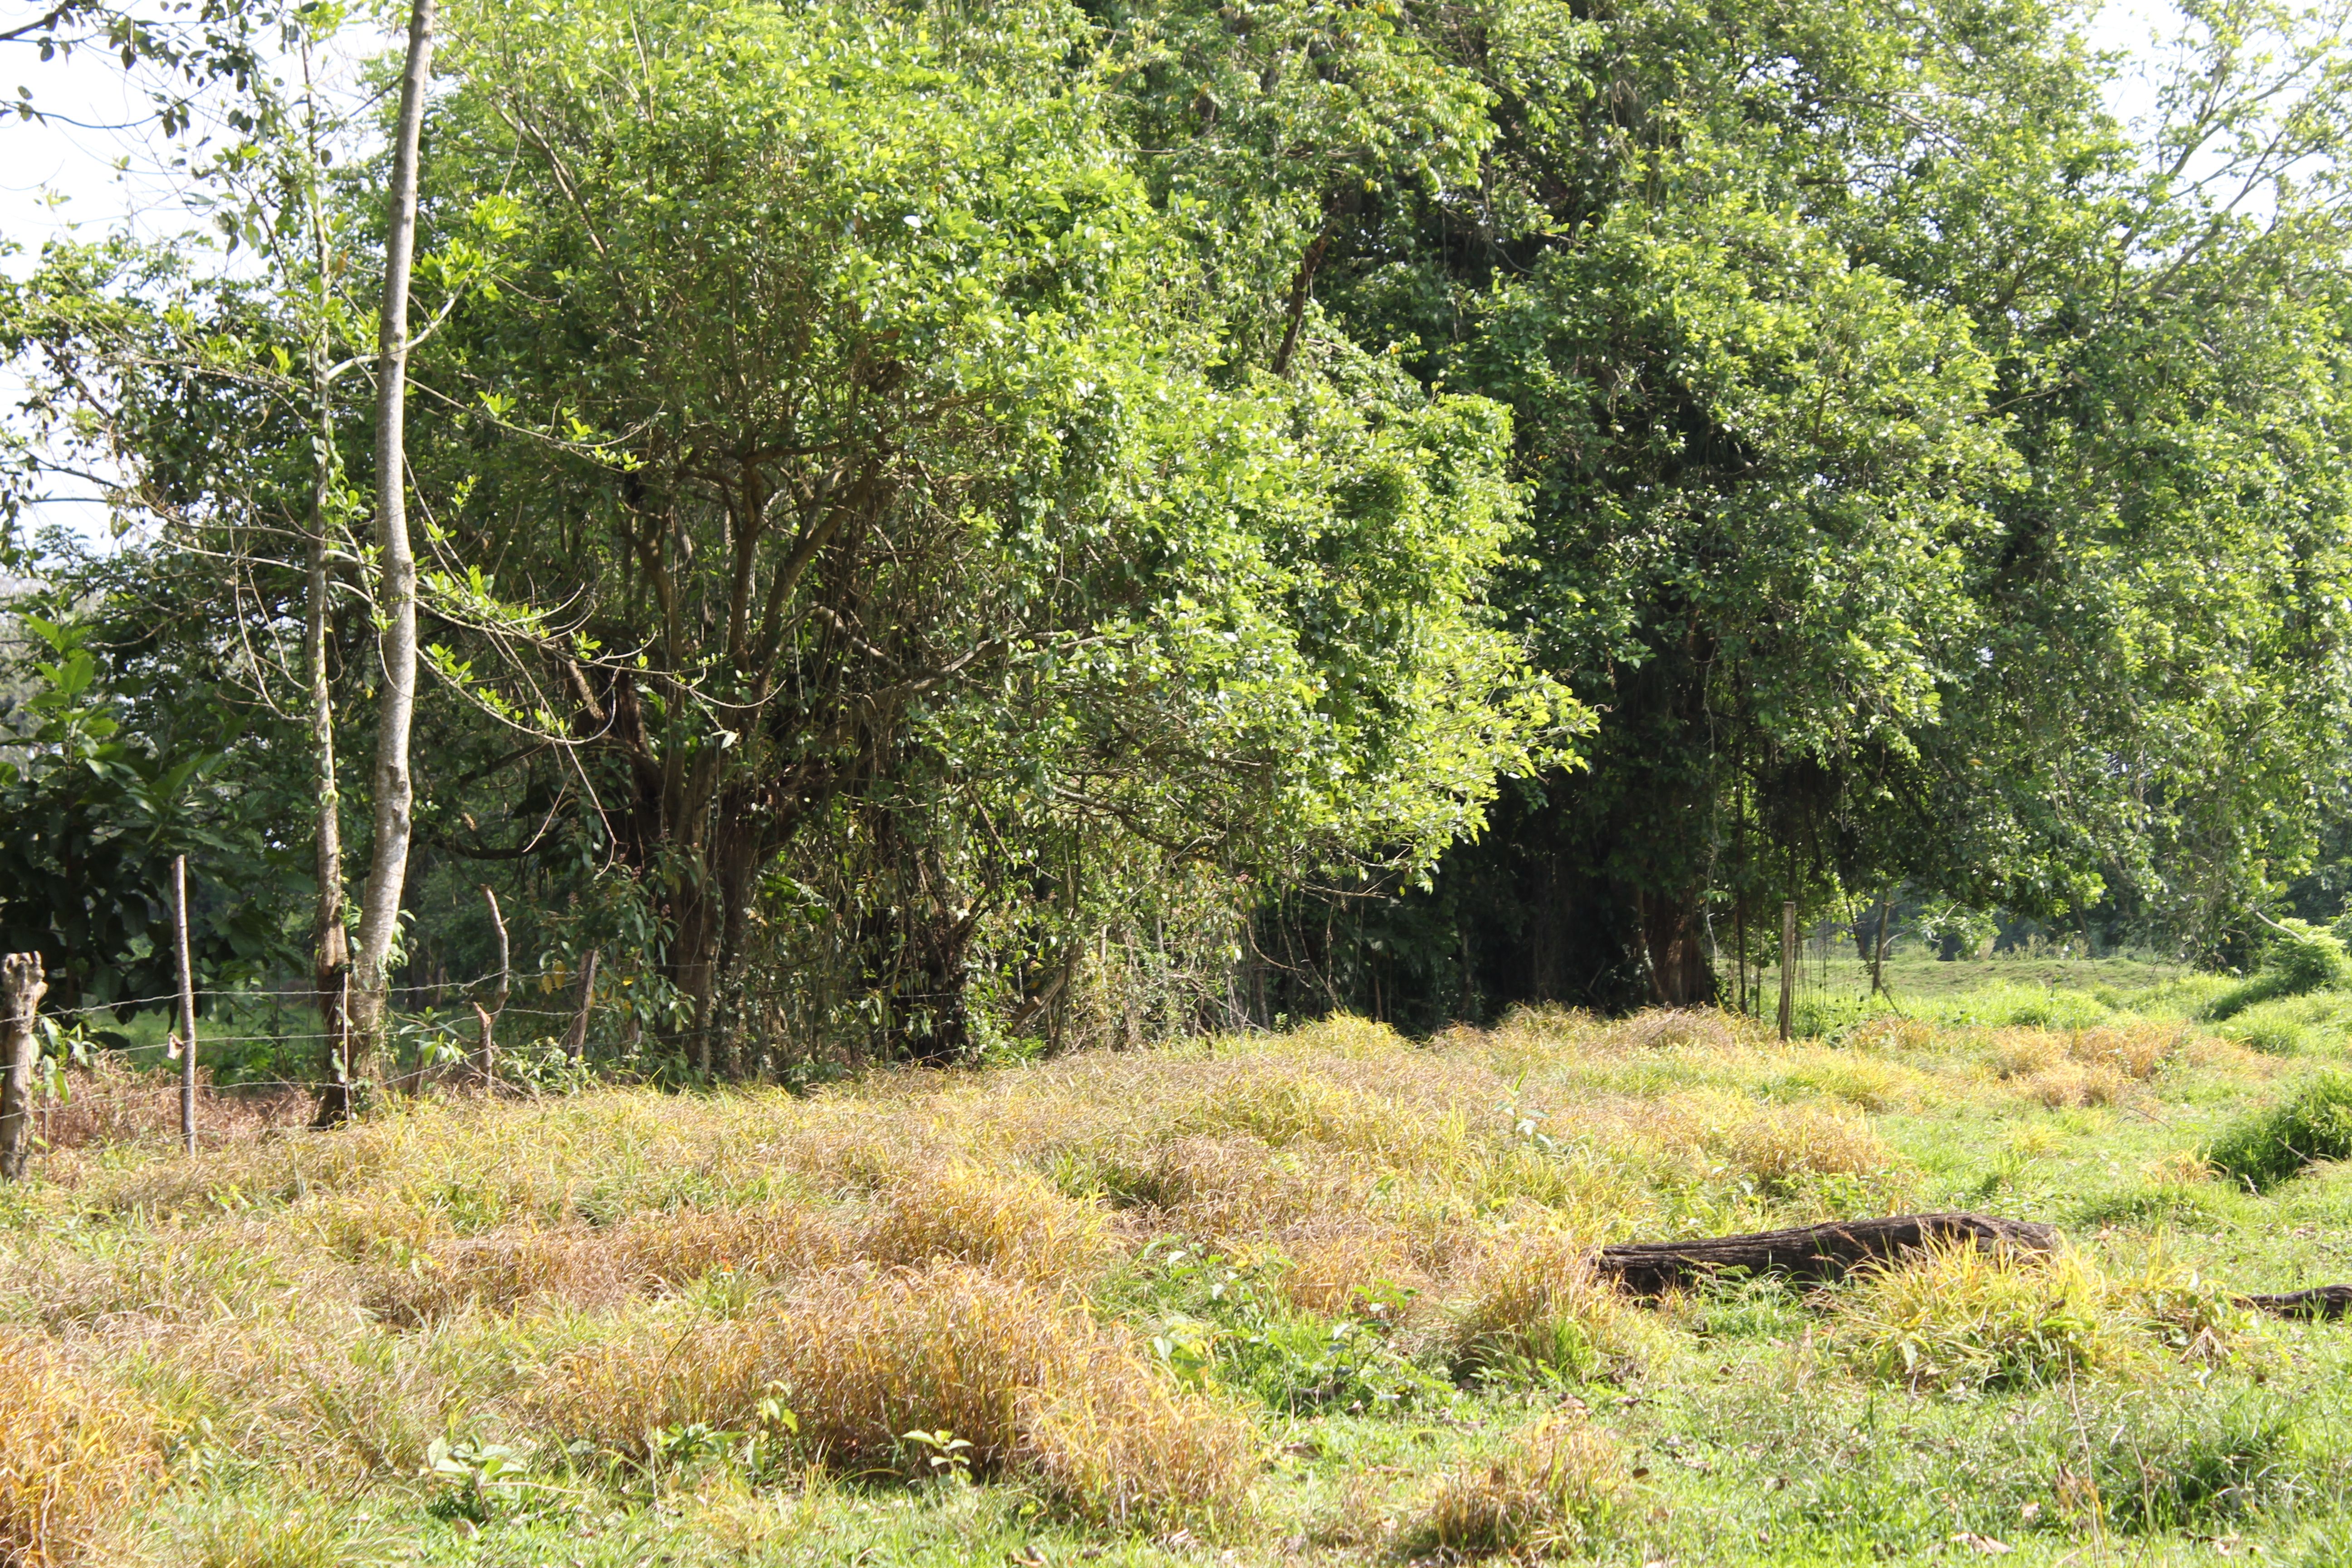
[307,375,353,1121]
[350,0,436,1085]
[0,953,45,1181]
[1271,226,1333,379]
[476,885,508,1086]
[1778,900,1797,1041]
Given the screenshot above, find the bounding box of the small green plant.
[1134,1243,1440,1412]
[900,1428,974,1479]
[2208,1074,2352,1191]
[424,1436,530,1524]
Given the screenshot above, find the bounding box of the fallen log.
[1588,1211,2350,1323]
[1592,1212,2058,1295]
[2238,1285,2352,1320]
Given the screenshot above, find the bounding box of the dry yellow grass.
[0,1329,159,1567]
[1406,1414,1633,1557]
[1,1000,2295,1557]
[1823,1241,2256,1392]
[543,1263,1253,1524]
[1444,1229,1653,1378]
[864,1162,1114,1284]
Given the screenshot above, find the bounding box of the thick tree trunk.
[350,0,436,1090]
[0,953,45,1181]
[1635,886,1714,1006]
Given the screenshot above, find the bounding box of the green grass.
[4,984,2352,1566]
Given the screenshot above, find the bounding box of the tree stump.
[1591,1212,2060,1294]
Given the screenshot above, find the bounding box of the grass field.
[5,974,2352,1566]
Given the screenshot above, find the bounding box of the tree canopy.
[4,0,2349,1068]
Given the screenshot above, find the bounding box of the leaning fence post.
[1778,900,1797,1043]
[475,886,510,1088]
[562,949,598,1062]
[0,952,46,1181]
[173,854,198,1155]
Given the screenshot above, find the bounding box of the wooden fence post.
[173,855,199,1155]
[1778,900,1797,1043]
[563,949,598,1062]
[0,953,46,1181]
[475,886,509,1088]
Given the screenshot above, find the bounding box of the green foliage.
[1127,1242,1441,1415]
[0,606,299,1012]
[2081,1398,2304,1536]
[2208,1075,2352,1192]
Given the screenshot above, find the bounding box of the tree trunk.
[477,885,508,1085]
[1592,1212,2060,1295]
[306,437,352,1122]
[1635,887,1713,1006]
[562,949,598,1061]
[350,0,437,1088]
[0,953,45,1181]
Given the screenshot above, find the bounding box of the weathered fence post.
[563,949,598,1062]
[475,886,509,1087]
[173,854,198,1155]
[0,953,46,1181]
[1778,900,1797,1043]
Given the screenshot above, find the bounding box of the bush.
[1445,1230,1651,1383]
[2208,1074,2352,1192]
[2206,921,2349,1021]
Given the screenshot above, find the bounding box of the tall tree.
[348,0,437,1094]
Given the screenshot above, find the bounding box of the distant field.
[3,990,2349,1566]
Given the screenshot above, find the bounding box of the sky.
[0,0,2197,540]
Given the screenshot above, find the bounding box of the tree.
[400,0,1555,1061]
[343,0,437,1100]
[1184,0,2352,1011]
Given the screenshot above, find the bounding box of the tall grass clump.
[1445,1231,1651,1382]
[0,1329,159,1567]
[2207,1074,2352,1191]
[1833,1244,2118,1392]
[864,1163,1116,1284]
[2206,921,2349,1021]
[545,1264,1253,1524]
[1404,1415,1632,1557]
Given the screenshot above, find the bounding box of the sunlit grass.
[0,993,2346,1563]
